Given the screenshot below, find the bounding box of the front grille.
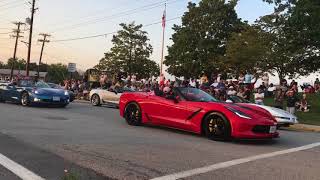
[252,125,270,134]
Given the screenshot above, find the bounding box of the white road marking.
[151,142,320,180]
[0,153,45,180]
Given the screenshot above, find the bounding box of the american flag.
[162,6,166,28]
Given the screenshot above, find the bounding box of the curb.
[283,124,320,133]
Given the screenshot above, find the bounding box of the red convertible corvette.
[119,87,279,140]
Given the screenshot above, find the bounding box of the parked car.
[47,83,75,102]
[119,87,279,141]
[226,95,298,127]
[0,79,70,107]
[90,87,134,107]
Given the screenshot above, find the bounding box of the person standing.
[274,86,285,109]
[243,85,251,101]
[314,78,320,92]
[254,88,265,105]
[262,73,269,87]
[244,71,253,84]
[286,90,299,114]
[189,78,196,87]
[238,73,245,84]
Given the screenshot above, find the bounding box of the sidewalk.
[284,124,320,133]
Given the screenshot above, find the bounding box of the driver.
[163,87,175,99]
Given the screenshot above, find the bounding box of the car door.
[101,90,120,103]
[145,94,194,130]
[3,84,20,102]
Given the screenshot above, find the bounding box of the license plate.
[53,97,60,101]
[269,126,277,133]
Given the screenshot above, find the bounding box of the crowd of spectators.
[62,72,320,115]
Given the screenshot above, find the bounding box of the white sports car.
[89,87,134,107]
[227,96,298,127]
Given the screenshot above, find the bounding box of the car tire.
[21,92,30,106]
[203,112,231,141]
[91,94,101,106]
[124,102,142,126]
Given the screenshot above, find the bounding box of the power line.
[51,16,181,42]
[49,0,181,33]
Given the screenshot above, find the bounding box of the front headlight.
[34,90,39,94]
[274,116,291,120]
[64,91,69,96]
[226,106,252,119]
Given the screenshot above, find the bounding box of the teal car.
[0,79,70,107]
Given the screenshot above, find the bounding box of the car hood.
[35,88,65,96]
[194,102,275,121]
[253,104,298,119]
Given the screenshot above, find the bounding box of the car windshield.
[228,96,247,103]
[18,80,50,88]
[35,81,50,88]
[177,87,218,102]
[48,83,61,89]
[18,80,35,87]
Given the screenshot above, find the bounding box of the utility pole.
[10,22,25,80]
[160,4,166,75]
[26,0,37,77]
[37,33,50,79]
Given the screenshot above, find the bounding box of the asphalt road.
[0,102,319,180]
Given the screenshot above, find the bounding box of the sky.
[0,0,275,71]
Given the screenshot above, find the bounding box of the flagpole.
[160,3,166,75]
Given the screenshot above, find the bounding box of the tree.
[46,63,68,84]
[164,0,242,78]
[224,26,272,75]
[6,58,27,70]
[0,61,4,69]
[260,0,320,82]
[95,22,159,79]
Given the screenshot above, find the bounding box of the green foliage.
[0,61,4,68]
[95,22,159,79]
[46,63,68,84]
[62,172,79,180]
[264,93,320,126]
[259,0,320,82]
[6,58,27,70]
[164,0,242,78]
[224,26,272,74]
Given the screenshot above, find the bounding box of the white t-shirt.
[189,81,196,87]
[254,93,265,103]
[268,86,276,92]
[227,90,237,96]
[262,75,269,85]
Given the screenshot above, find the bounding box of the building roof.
[0,69,47,78]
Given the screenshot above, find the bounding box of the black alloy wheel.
[204,113,231,141]
[125,103,142,126]
[21,92,30,106]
